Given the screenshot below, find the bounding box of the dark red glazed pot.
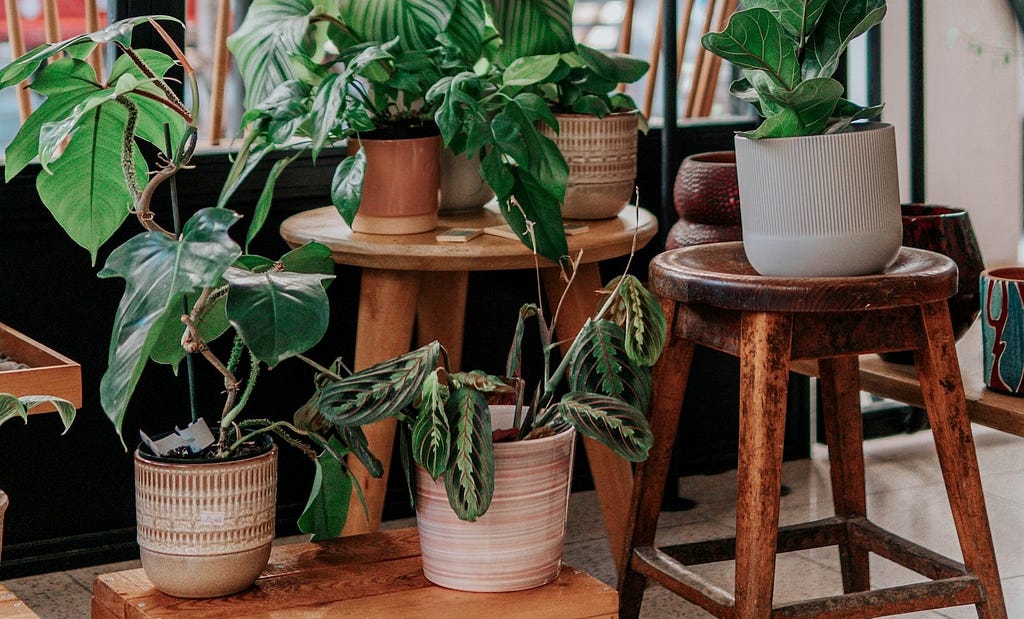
[667,151,742,249]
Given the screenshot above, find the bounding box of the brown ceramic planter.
[134,442,277,598]
[539,112,638,220]
[349,134,441,234]
[415,406,576,592]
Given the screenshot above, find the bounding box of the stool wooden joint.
[619,243,1006,618]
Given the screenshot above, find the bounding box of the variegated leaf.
[339,0,457,53]
[343,425,384,478]
[566,319,652,410]
[602,275,667,367]
[411,369,452,479]
[316,342,442,427]
[442,388,493,521]
[505,303,539,376]
[449,370,516,396]
[557,392,652,462]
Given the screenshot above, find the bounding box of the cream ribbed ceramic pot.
[540,112,638,219]
[734,122,903,277]
[415,406,576,592]
[134,443,277,598]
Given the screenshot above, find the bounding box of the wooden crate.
[92,528,618,618]
[0,585,40,618]
[0,322,82,413]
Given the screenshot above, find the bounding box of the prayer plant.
[0,16,362,539]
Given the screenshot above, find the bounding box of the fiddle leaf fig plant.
[701,0,886,138]
[0,16,365,539]
[301,252,666,521]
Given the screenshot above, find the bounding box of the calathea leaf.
[443,388,493,521]
[343,425,384,478]
[227,0,317,107]
[411,369,452,479]
[602,275,667,367]
[317,342,442,427]
[701,8,800,91]
[566,319,653,411]
[486,0,574,65]
[222,266,334,367]
[506,303,540,376]
[298,436,353,540]
[331,147,366,227]
[339,0,456,53]
[804,0,886,79]
[557,392,652,462]
[97,208,242,439]
[444,0,487,64]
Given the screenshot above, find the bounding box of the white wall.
[881,0,1022,267]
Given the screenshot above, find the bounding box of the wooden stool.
[619,242,1007,618]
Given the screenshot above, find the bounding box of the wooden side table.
[280,205,657,571]
[91,528,618,618]
[0,586,38,619]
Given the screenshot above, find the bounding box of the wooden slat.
[773,576,982,618]
[41,0,60,44]
[683,0,716,118]
[0,322,83,411]
[0,585,39,619]
[4,0,31,120]
[632,547,734,617]
[85,0,103,78]
[207,0,232,145]
[640,0,663,119]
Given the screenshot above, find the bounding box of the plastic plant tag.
[140,428,188,456]
[177,419,216,454]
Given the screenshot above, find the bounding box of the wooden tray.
[0,323,82,413]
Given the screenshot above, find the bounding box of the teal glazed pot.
[981,267,1024,395]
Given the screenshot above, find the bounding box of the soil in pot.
[0,353,29,371]
[415,406,576,592]
[135,430,277,598]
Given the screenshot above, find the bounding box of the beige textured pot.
[349,134,441,234]
[539,112,638,219]
[134,444,277,598]
[440,148,494,213]
[0,489,7,575]
[415,406,576,592]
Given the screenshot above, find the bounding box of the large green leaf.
[742,0,828,43]
[804,0,886,79]
[148,289,230,369]
[701,8,800,91]
[97,208,242,438]
[557,392,651,461]
[339,0,457,53]
[317,342,442,427]
[575,44,650,85]
[280,242,336,275]
[485,0,575,65]
[444,0,487,63]
[331,148,367,226]
[298,436,353,540]
[245,152,301,251]
[36,103,147,263]
[342,425,384,477]
[228,0,317,107]
[223,267,333,367]
[740,77,843,138]
[0,394,76,433]
[0,15,180,88]
[566,319,652,410]
[442,387,493,521]
[411,369,452,479]
[602,275,667,367]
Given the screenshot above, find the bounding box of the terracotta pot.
[349,133,441,234]
[880,204,985,363]
[0,489,7,575]
[415,406,576,592]
[134,440,277,598]
[539,112,638,220]
[440,148,493,213]
[734,122,903,276]
[668,151,743,249]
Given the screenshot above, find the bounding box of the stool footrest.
[630,515,984,617]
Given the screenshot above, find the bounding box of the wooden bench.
[0,585,39,618]
[91,528,617,618]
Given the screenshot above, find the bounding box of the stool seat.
[619,242,1006,618]
[650,242,957,312]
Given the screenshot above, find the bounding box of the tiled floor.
[3,424,1022,618]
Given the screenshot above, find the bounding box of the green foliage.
[0,394,76,434]
[701,0,886,138]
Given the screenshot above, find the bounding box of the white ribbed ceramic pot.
[0,489,7,575]
[415,406,576,592]
[539,112,638,219]
[134,443,277,598]
[734,122,903,276]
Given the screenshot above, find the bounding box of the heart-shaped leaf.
[486,0,574,65]
[701,8,800,91]
[804,0,886,78]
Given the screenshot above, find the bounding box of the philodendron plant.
[298,251,665,521]
[0,17,363,538]
[0,395,75,433]
[701,0,886,138]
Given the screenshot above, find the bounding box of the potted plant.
[0,17,365,598]
[468,0,650,220]
[0,394,75,574]
[298,250,666,592]
[700,0,902,276]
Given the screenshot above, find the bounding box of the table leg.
[541,263,633,576]
[342,269,423,536]
[416,271,469,371]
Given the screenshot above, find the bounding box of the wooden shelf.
[0,323,82,413]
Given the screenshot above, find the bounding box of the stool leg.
[818,356,870,593]
[915,301,1007,619]
[735,312,792,618]
[618,301,695,619]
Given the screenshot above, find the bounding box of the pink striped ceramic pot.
[415,405,576,592]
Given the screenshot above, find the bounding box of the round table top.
[650,242,958,312]
[279,205,658,271]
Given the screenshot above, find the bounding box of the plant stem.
[297,354,346,380]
